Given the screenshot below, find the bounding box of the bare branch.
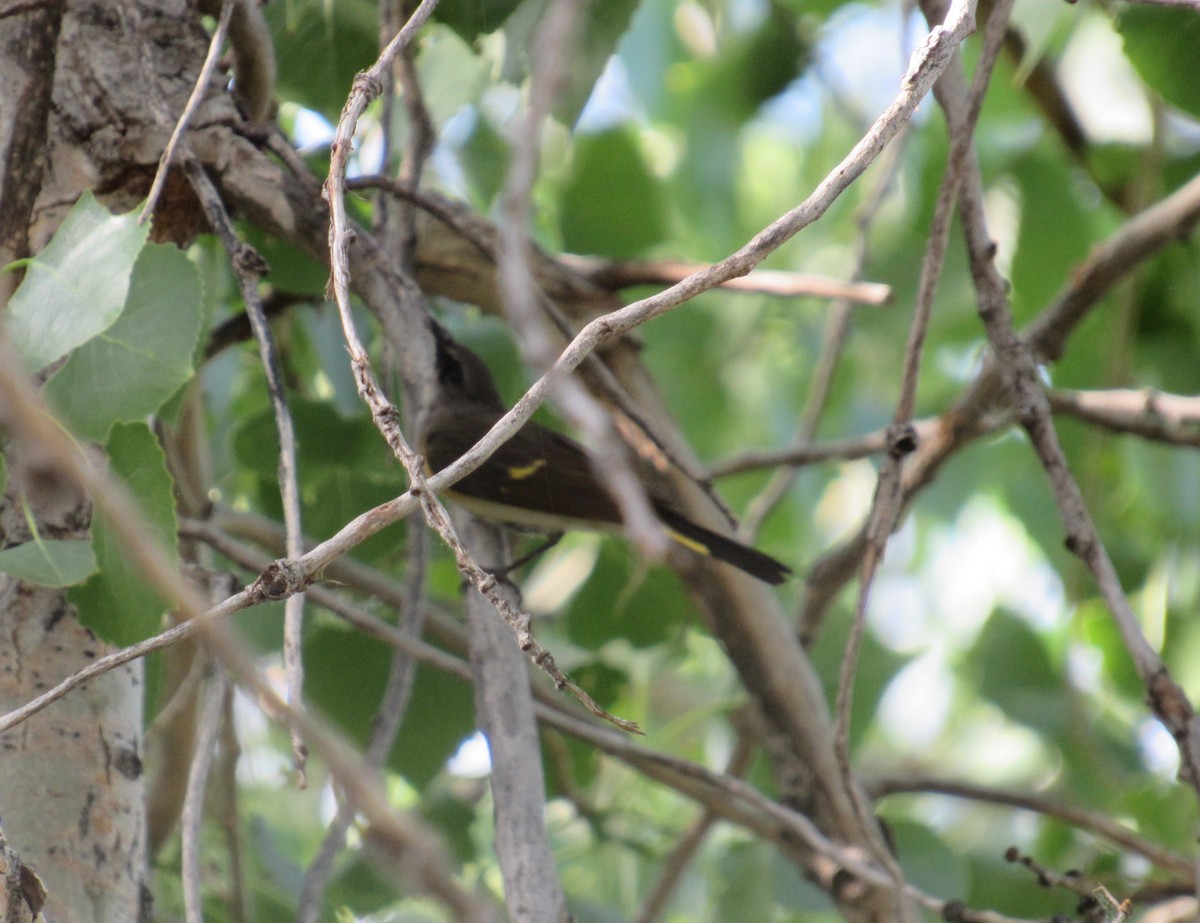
[139,0,233,223]
[0,338,500,923]
[181,662,227,923]
[868,776,1194,879]
[1049,387,1200,447]
[175,153,310,782]
[924,0,1200,796]
[558,255,893,305]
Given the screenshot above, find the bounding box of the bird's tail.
[655,506,791,585]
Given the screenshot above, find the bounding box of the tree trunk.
[0,1,165,919]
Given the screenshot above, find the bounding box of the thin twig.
[497,0,666,558]
[294,520,429,923]
[925,0,1200,797]
[869,776,1194,879]
[1049,388,1200,447]
[138,0,234,223]
[0,339,499,923]
[559,255,893,304]
[796,163,1200,645]
[323,0,640,733]
[181,661,227,923]
[832,5,1014,893]
[176,152,310,783]
[740,114,910,540]
[711,419,944,477]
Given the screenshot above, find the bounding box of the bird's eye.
[441,356,464,388]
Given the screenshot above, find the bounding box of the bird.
[419,326,791,586]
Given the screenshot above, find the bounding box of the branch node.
[1062,532,1091,558]
[885,422,918,458]
[352,70,383,100]
[233,242,268,276]
[254,558,304,599]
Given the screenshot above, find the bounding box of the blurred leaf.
[966,610,1064,734]
[6,191,147,370]
[70,422,178,645]
[890,820,970,899]
[324,854,407,919]
[419,789,479,863]
[564,660,627,711]
[460,115,510,206]
[811,619,906,750]
[415,27,489,127]
[716,841,775,922]
[560,128,668,258]
[1011,150,1093,322]
[303,627,475,787]
[775,0,855,18]
[264,0,379,119]
[435,0,524,41]
[965,854,1070,919]
[702,5,809,122]
[564,543,688,649]
[232,400,381,476]
[1119,7,1200,118]
[500,0,640,126]
[1074,597,1143,700]
[243,225,329,296]
[0,538,96,587]
[230,399,405,562]
[44,244,202,441]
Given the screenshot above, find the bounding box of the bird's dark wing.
[422,410,623,528]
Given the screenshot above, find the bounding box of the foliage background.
[4,0,1200,921]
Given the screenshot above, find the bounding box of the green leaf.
[70,422,179,645]
[303,626,475,787]
[703,5,809,122]
[966,610,1063,734]
[435,0,523,41]
[564,543,687,649]
[715,841,775,922]
[1120,7,1200,118]
[499,0,641,126]
[1011,151,1094,323]
[5,192,148,370]
[560,128,668,259]
[242,225,329,296]
[0,538,96,587]
[415,27,489,127]
[44,243,203,442]
[459,115,511,207]
[889,820,969,900]
[230,400,405,563]
[265,0,379,119]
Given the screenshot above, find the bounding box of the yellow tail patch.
[666,527,711,557]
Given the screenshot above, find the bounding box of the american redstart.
[420,327,791,585]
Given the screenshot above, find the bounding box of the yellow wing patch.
[506,459,547,480]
